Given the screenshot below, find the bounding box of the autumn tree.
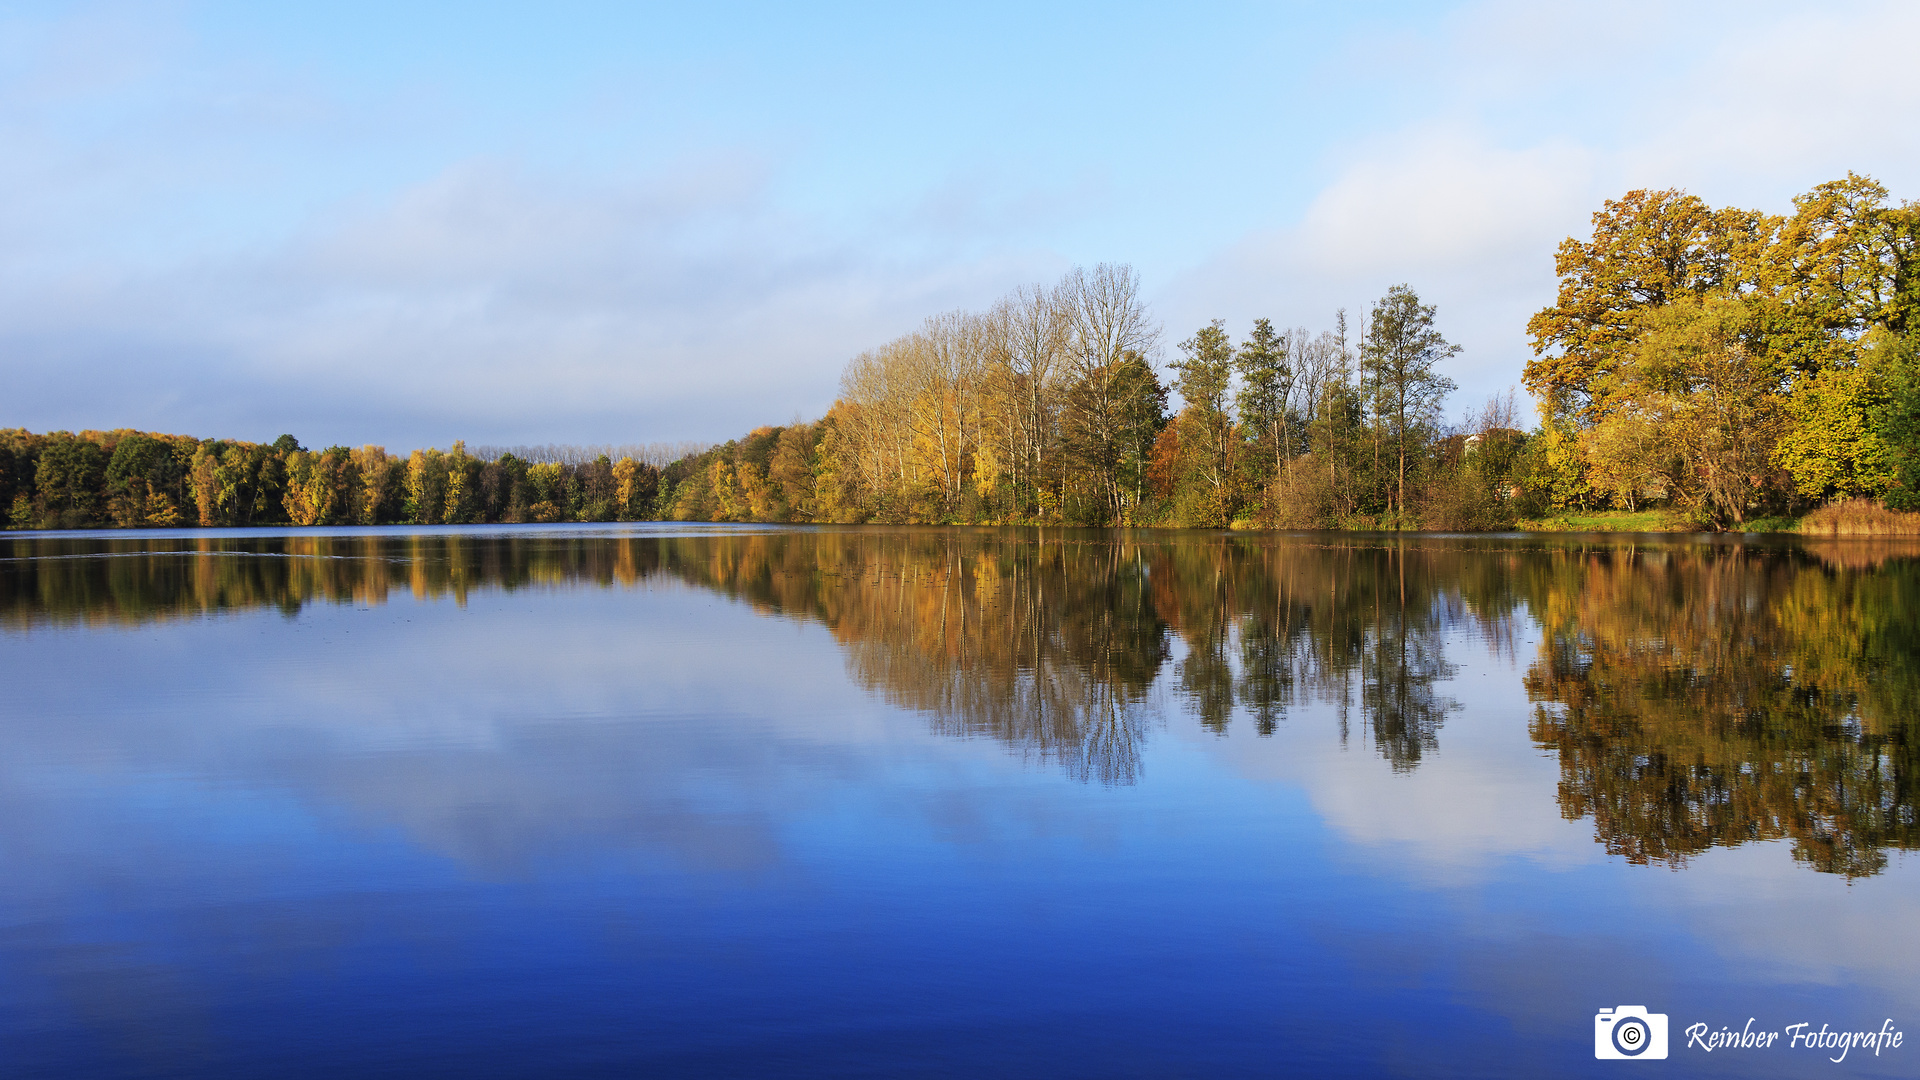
[283,445,360,526]
[1060,263,1162,521]
[1629,299,1786,525]
[993,283,1070,514]
[1526,175,1920,521]
[1525,189,1757,423]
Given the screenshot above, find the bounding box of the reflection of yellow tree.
[1523,544,1920,877]
[680,532,1490,780]
[14,528,1916,876]
[659,530,1168,785]
[0,529,1499,783]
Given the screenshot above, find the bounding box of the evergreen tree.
[1235,318,1292,491]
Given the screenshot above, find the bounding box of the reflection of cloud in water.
[298,726,794,875]
[4,528,1920,881]
[1209,631,1920,1018]
[0,588,914,889]
[8,528,1920,1073]
[1660,844,1920,999]
[0,578,1145,899]
[1434,850,1920,1070]
[1203,653,1603,885]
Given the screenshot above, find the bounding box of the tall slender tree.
[1360,285,1459,517]
[1061,263,1162,520]
[1171,319,1238,524]
[1235,318,1292,489]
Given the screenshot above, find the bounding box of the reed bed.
[1798,499,1920,536]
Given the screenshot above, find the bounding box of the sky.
[3,0,1918,451]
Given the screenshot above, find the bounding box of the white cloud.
[1158,0,1920,419]
[1622,3,1920,193]
[0,151,1057,445]
[3,1,1917,444]
[1294,131,1596,272]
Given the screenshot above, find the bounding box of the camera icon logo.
[1595,1006,1668,1059]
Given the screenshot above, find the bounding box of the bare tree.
[997,283,1071,511]
[840,346,913,495]
[903,314,964,502]
[1059,263,1162,519]
[952,311,993,503]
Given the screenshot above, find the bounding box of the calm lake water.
[2,524,1916,1078]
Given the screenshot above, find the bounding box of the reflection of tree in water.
[0,531,663,627]
[1523,545,1920,878]
[825,536,1167,786]
[1360,608,1459,772]
[1154,539,1474,770]
[13,528,1918,873]
[0,529,1490,782]
[687,531,1494,781]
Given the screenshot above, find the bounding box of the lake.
[1,525,1916,1078]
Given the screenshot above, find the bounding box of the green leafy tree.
[34,434,108,528]
[1530,413,1592,511]
[1235,318,1292,490]
[104,433,184,527]
[1874,331,1920,509]
[1773,358,1892,500]
[1170,320,1238,525]
[1112,350,1170,519]
[1360,286,1459,518]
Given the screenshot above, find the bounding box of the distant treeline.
[0,433,674,529]
[9,174,1916,533]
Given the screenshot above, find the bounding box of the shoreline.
[7,515,1919,539]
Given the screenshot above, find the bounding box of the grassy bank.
[1516,509,1804,533]
[1518,501,1920,536]
[1518,509,1698,532]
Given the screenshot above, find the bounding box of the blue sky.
[3,1,1917,449]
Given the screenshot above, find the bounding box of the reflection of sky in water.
[0,533,1916,1078]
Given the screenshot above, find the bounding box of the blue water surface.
[0,525,1915,1077]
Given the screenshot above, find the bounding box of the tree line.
[663,266,1525,529]
[8,173,1914,533]
[0,431,672,529]
[663,175,1920,530]
[4,261,1505,532]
